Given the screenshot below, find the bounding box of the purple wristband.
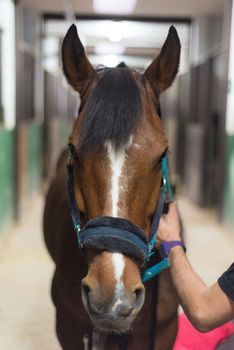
[160,240,185,259]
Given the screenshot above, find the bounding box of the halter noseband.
[66,148,173,283]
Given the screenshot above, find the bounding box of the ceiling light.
[108,22,124,42]
[93,0,137,14]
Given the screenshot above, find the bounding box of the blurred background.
[0,0,233,227]
[0,0,234,348]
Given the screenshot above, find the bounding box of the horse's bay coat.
[43,24,181,350]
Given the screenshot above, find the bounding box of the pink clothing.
[173,313,234,350]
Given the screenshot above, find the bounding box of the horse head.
[61,24,180,334]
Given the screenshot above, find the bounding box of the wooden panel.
[57,83,68,120]
[44,70,58,121]
[184,123,206,205]
[190,66,200,122]
[17,124,28,215]
[27,122,42,195]
[23,52,35,120]
[223,135,234,225]
[16,50,35,121]
[210,53,229,213]
[43,71,74,177]
[197,60,212,126]
[176,72,191,180]
[15,122,43,217]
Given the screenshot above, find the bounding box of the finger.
[167,201,179,215]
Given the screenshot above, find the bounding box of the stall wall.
[16,122,42,216]
[0,129,14,231]
[223,0,234,225]
[0,0,15,128]
[223,136,234,225]
[27,122,42,195]
[162,8,230,215]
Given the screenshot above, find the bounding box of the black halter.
[66,146,173,283]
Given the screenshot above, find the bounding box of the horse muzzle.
[81,277,145,333]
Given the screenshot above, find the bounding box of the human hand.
[157,202,181,243]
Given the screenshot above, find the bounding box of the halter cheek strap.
[67,159,81,234]
[66,151,173,283]
[142,157,173,282]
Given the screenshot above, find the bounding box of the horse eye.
[161,147,169,159]
[153,158,163,171]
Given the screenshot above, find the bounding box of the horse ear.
[61,24,96,94]
[144,26,181,95]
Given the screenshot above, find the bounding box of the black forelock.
[78,65,141,152]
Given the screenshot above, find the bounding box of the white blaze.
[112,252,125,282]
[112,252,125,305]
[105,140,133,304]
[106,142,126,217]
[106,138,132,216]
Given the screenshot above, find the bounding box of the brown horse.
[43,24,181,350]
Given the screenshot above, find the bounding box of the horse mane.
[79,63,142,152]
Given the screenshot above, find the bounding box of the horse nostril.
[81,282,91,303]
[134,286,145,309]
[113,286,145,317]
[81,281,104,315]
